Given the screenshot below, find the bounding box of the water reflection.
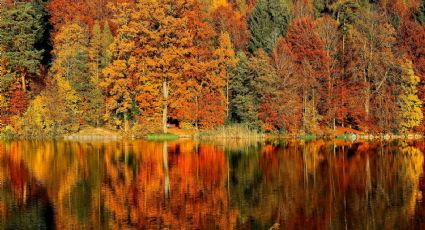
[0,139,423,229]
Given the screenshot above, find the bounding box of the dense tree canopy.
[0,2,45,92]
[0,0,424,136]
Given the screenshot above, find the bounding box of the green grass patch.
[335,134,351,140]
[298,134,317,141]
[146,133,179,141]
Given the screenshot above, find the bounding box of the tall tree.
[51,23,101,126]
[89,21,111,126]
[229,52,260,127]
[214,32,238,120]
[0,2,45,92]
[398,18,425,131]
[355,9,398,131]
[267,38,302,133]
[105,0,222,132]
[285,16,329,133]
[101,22,113,67]
[399,59,423,133]
[248,0,290,53]
[102,3,138,132]
[314,16,341,130]
[171,5,223,130]
[89,21,103,83]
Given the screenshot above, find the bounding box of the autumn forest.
[1,0,425,138]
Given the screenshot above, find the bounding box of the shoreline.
[2,132,423,141]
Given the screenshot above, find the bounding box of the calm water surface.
[0,139,424,229]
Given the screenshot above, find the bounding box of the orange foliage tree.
[104,0,227,132]
[210,5,250,51]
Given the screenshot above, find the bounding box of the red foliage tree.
[285,16,330,132]
[8,89,28,116]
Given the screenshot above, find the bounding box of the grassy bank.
[146,133,179,141]
[2,124,423,141]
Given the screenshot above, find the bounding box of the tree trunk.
[195,95,199,130]
[303,89,307,132]
[226,77,229,119]
[21,72,26,92]
[312,88,315,124]
[365,79,370,120]
[162,78,168,133]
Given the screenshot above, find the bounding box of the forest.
[0,0,424,137]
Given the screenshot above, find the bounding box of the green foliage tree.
[248,0,290,53]
[90,21,113,81]
[229,52,258,126]
[0,2,45,92]
[88,21,111,126]
[90,21,102,82]
[101,22,113,68]
[229,50,275,129]
[415,0,425,26]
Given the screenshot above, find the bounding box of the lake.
[0,139,424,229]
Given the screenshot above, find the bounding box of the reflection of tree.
[102,140,238,229]
[0,142,55,229]
[0,140,106,229]
[0,139,423,229]
[229,140,424,229]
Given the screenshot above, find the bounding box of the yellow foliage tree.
[202,0,229,12]
[399,59,423,133]
[16,75,80,137]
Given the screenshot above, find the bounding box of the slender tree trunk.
[162,78,168,133]
[226,77,229,119]
[365,77,370,120]
[21,71,26,92]
[303,88,307,133]
[312,88,315,125]
[195,95,199,130]
[340,23,346,129]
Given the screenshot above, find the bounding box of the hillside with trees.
[0,0,424,138]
